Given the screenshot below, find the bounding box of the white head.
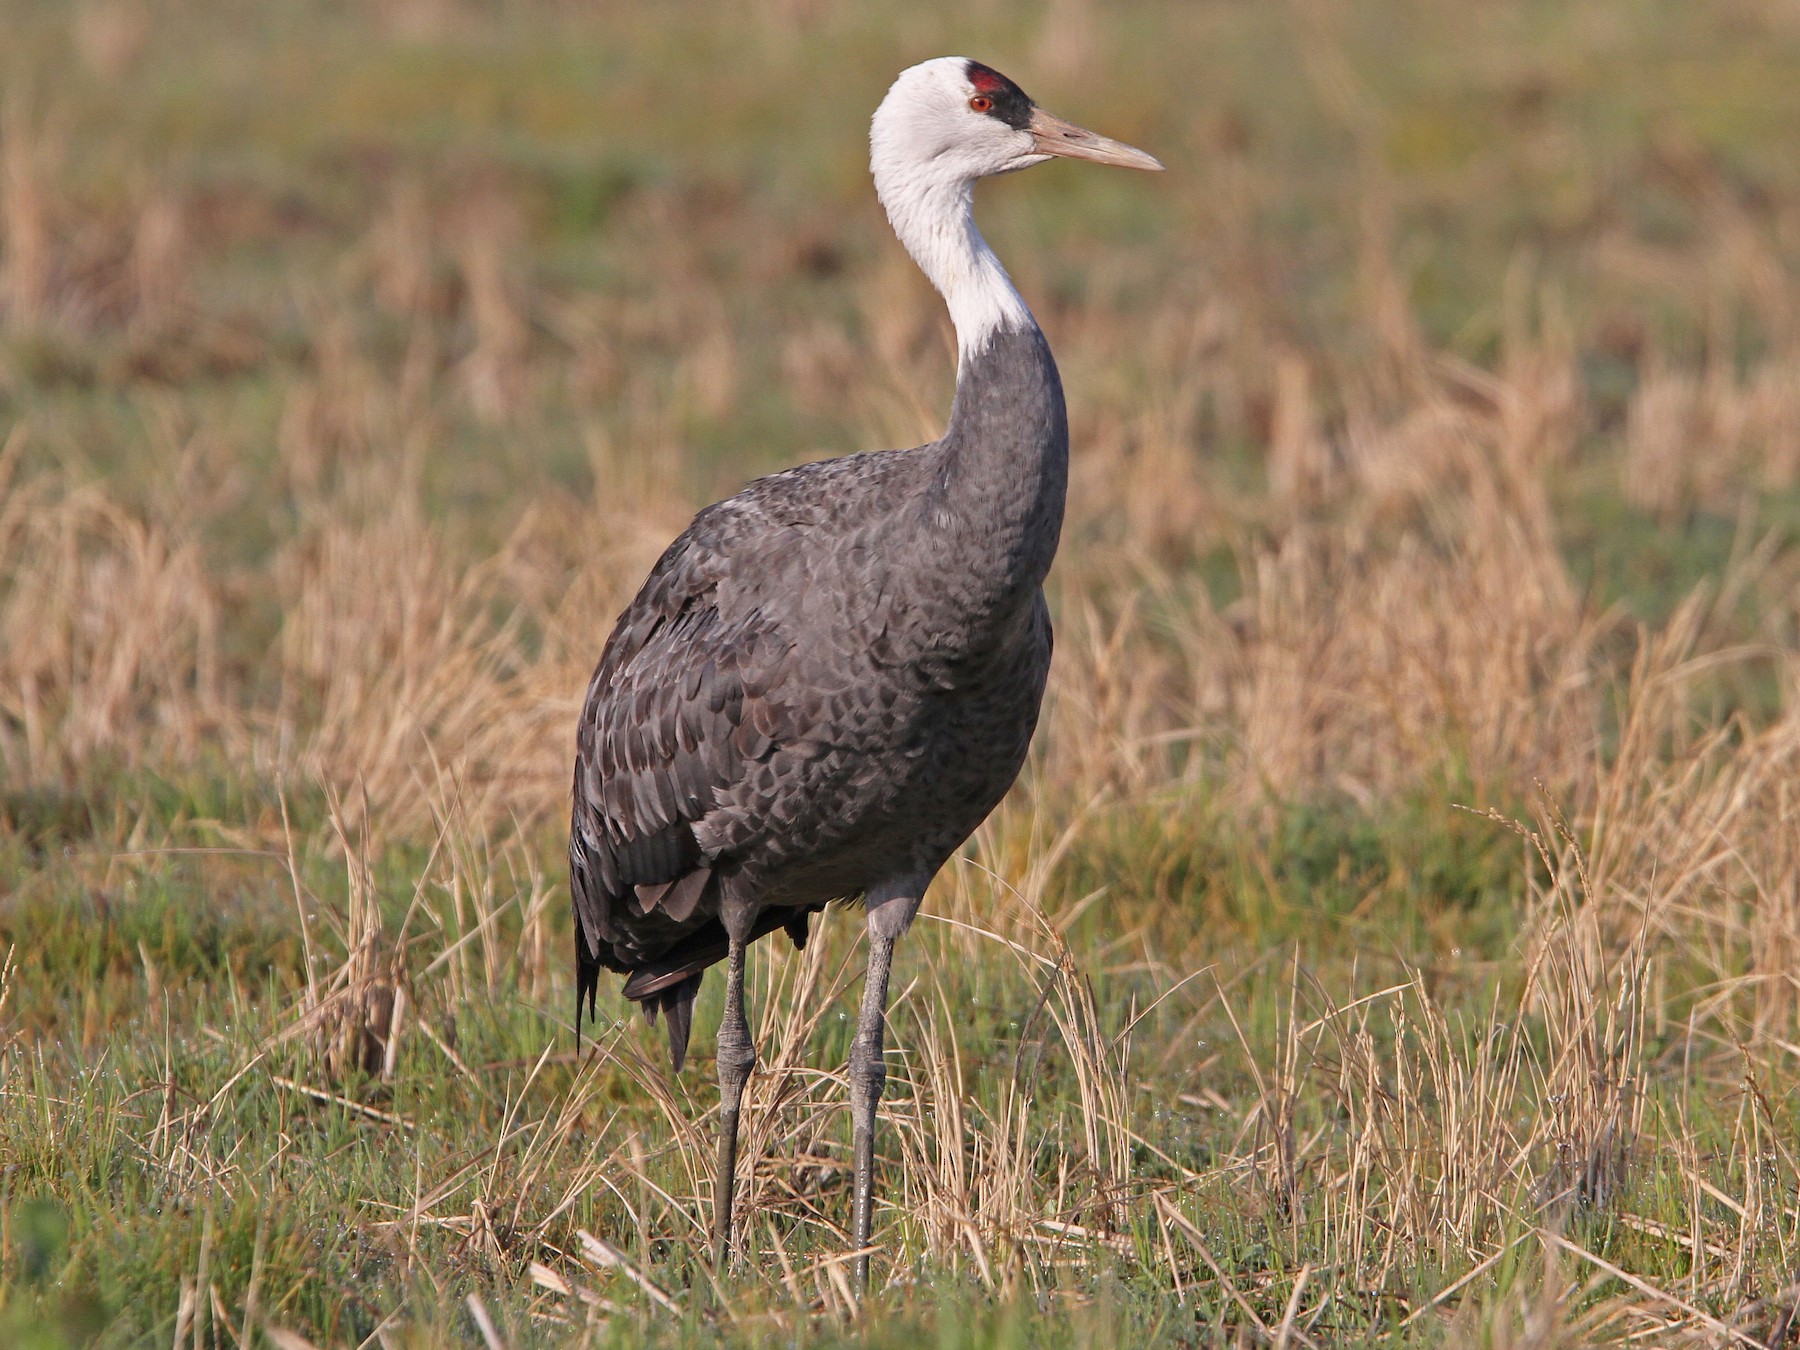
[870,58,1162,360]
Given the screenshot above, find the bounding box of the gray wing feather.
[569,501,803,982]
[569,448,932,1058]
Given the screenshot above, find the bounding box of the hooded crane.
[569,57,1161,1290]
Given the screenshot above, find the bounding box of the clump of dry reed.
[0,86,1633,833]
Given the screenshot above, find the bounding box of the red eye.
[969,95,993,113]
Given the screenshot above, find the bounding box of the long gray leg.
[849,927,898,1295]
[712,935,756,1269]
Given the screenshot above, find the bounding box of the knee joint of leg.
[849,1038,886,1089]
[719,1039,757,1077]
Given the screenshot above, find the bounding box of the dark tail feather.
[619,904,824,1003]
[639,975,703,1072]
[575,926,600,1054]
[616,906,823,1071]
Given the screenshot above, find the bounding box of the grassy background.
[5,0,1800,1344]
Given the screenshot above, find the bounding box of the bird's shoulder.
[593,443,925,667]
[722,444,927,535]
[574,447,930,857]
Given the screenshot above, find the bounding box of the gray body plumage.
[570,324,1067,1065]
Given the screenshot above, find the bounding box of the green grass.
[4,768,1795,1344]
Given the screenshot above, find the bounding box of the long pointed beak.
[1029,107,1164,171]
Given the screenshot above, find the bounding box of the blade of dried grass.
[269,1075,413,1130]
[576,1229,680,1314]
[1537,1228,1762,1348]
[1155,1192,1279,1342]
[465,1292,507,1350]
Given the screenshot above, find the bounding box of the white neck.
[874,168,1036,363]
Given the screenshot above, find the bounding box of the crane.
[569,56,1161,1291]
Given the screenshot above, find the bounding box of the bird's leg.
[849,925,898,1296]
[712,934,757,1270]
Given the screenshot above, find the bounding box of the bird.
[568,56,1161,1291]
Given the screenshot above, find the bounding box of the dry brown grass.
[0,249,1633,829]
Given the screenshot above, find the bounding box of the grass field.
[5,0,1800,1344]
